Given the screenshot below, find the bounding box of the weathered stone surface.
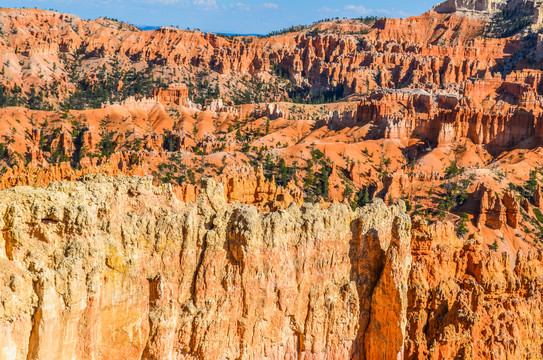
[407,219,543,359]
[476,183,520,230]
[153,84,190,106]
[433,0,508,18]
[0,175,411,359]
[0,8,503,106]
[2,6,543,358]
[355,85,543,150]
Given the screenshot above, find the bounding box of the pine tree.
[457,213,469,237]
[491,240,499,251]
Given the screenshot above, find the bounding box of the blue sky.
[3,0,437,34]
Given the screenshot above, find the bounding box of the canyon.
[1,0,543,358]
[1,176,542,359]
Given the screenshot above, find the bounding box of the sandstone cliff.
[0,8,512,106]
[0,175,411,359]
[407,218,543,359]
[433,0,508,18]
[2,5,543,359]
[2,176,543,359]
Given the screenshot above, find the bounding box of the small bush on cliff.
[342,185,353,199]
[525,170,539,198]
[263,155,296,188]
[0,143,8,160]
[71,119,89,168]
[353,16,379,25]
[457,213,470,237]
[445,161,461,179]
[533,208,543,224]
[491,240,499,251]
[163,130,180,152]
[50,146,70,164]
[288,84,345,104]
[508,170,541,203]
[404,199,412,212]
[97,116,116,158]
[302,154,332,203]
[437,177,472,220]
[350,187,372,210]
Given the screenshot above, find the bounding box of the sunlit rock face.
[433,0,508,18]
[0,175,411,360]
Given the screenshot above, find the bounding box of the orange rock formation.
[1,3,543,359]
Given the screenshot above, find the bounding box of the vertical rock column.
[364,213,412,360]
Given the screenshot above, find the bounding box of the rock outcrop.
[154,85,190,106]
[407,218,543,359]
[0,163,304,211]
[355,86,543,150]
[0,175,411,359]
[2,175,543,359]
[433,0,508,18]
[434,0,543,29]
[476,183,520,229]
[249,103,290,121]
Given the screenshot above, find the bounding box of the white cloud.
[193,0,217,9]
[231,2,251,10]
[384,9,411,17]
[147,0,183,4]
[318,6,340,13]
[263,2,278,9]
[227,2,279,11]
[319,4,411,18]
[344,5,370,15]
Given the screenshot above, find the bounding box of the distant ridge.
[136,24,262,36]
[215,32,264,37]
[136,25,161,31]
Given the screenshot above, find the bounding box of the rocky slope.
[0,175,411,359]
[1,175,542,359]
[407,218,543,359]
[0,8,516,107]
[2,81,543,253]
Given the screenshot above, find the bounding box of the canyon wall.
[407,218,543,359]
[0,175,411,360]
[0,8,514,104]
[0,176,542,359]
[2,6,543,359]
[355,84,543,150]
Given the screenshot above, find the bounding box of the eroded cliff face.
[0,175,411,359]
[0,8,510,105]
[2,175,543,360]
[355,82,543,150]
[433,0,508,18]
[3,6,543,358]
[407,218,543,359]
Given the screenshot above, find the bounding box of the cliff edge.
[0,175,411,360]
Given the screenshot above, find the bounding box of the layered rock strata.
[355,86,543,149]
[0,9,510,104]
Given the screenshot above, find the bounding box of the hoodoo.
[2,0,543,358]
